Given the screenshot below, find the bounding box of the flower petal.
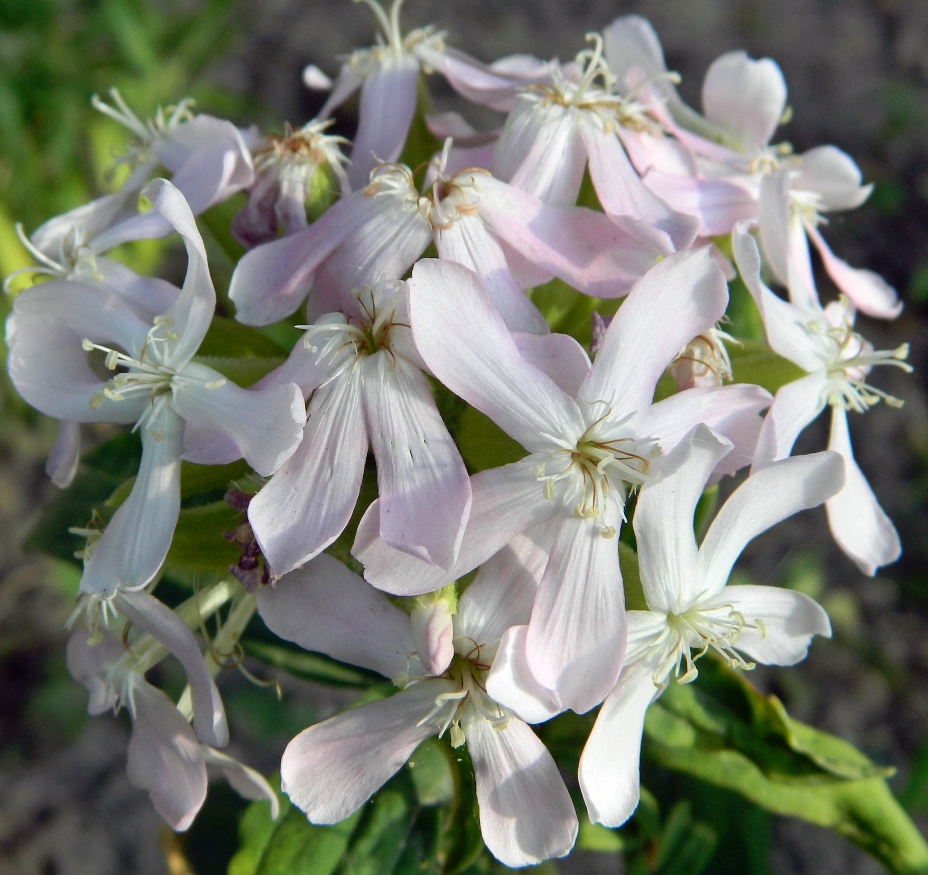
[80,408,184,597]
[281,682,453,823]
[249,372,368,576]
[578,660,659,827]
[825,406,900,575]
[701,451,845,596]
[795,146,872,212]
[580,248,728,421]
[526,516,625,714]
[702,51,787,151]
[115,588,229,748]
[634,425,731,613]
[410,599,454,677]
[201,747,280,817]
[758,170,791,286]
[355,458,556,597]
[464,709,577,866]
[512,332,591,396]
[362,354,471,570]
[407,258,583,452]
[644,172,757,237]
[46,420,81,488]
[172,363,305,476]
[486,625,562,724]
[66,628,124,715]
[722,585,831,665]
[127,681,207,832]
[752,373,828,464]
[256,554,416,679]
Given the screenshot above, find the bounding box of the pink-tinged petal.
[796,146,872,212]
[66,629,124,715]
[361,354,471,570]
[785,212,819,311]
[456,531,551,646]
[228,193,375,326]
[752,373,828,464]
[80,410,184,598]
[643,384,772,477]
[141,180,215,369]
[825,406,900,575]
[702,51,787,151]
[410,600,454,676]
[464,709,577,867]
[578,660,659,827]
[581,120,698,250]
[347,56,420,190]
[644,172,757,237]
[256,554,416,680]
[115,588,229,748]
[758,170,791,286]
[414,44,550,113]
[486,625,562,723]
[6,281,151,423]
[434,216,549,334]
[495,102,588,207]
[580,248,728,421]
[250,373,367,576]
[127,681,207,832]
[618,127,695,178]
[201,748,280,818]
[92,258,180,316]
[806,224,902,320]
[721,585,831,665]
[408,258,583,452]
[317,61,366,120]
[303,64,333,91]
[355,458,556,597]
[46,420,81,488]
[526,516,625,714]
[512,332,590,397]
[172,363,305,476]
[635,426,731,613]
[476,175,671,299]
[281,682,453,823]
[250,336,342,398]
[701,451,845,596]
[732,224,825,371]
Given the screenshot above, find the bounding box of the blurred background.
[0,1,926,873]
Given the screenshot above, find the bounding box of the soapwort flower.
[247,280,471,576]
[256,547,576,868]
[354,253,771,713]
[577,425,842,827]
[733,224,911,574]
[6,180,305,597]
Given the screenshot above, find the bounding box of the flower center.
[253,120,348,179]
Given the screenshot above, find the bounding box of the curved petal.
[362,353,472,570]
[46,420,81,488]
[644,172,757,237]
[201,747,280,817]
[172,363,305,476]
[249,372,368,576]
[825,406,901,575]
[806,223,902,320]
[526,515,625,714]
[702,51,787,151]
[486,625,562,723]
[407,258,583,452]
[347,55,420,190]
[115,588,228,748]
[796,146,872,212]
[280,682,453,823]
[580,248,728,420]
[355,457,556,597]
[464,710,577,867]
[701,450,845,596]
[256,554,416,680]
[752,373,828,465]
[758,170,791,286]
[512,331,590,396]
[722,584,831,665]
[410,599,454,677]
[578,660,659,827]
[127,681,207,832]
[66,628,123,715]
[635,425,731,614]
[80,408,183,597]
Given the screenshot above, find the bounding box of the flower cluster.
[5,2,910,868]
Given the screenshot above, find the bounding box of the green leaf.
[728,339,807,394]
[338,788,416,875]
[229,785,361,875]
[245,641,375,689]
[191,355,287,387]
[577,816,624,853]
[619,543,647,611]
[643,659,928,875]
[455,406,525,473]
[408,738,455,807]
[165,500,241,573]
[180,459,250,500]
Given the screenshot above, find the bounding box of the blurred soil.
[2,1,928,874]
